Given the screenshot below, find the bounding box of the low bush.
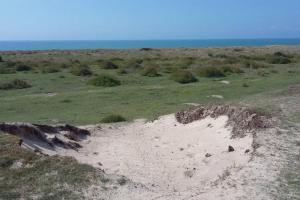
[257,70,269,77]
[42,66,61,73]
[16,64,31,72]
[100,61,118,69]
[0,79,31,90]
[88,74,121,87]
[141,65,160,77]
[268,56,291,64]
[243,61,269,69]
[197,66,226,78]
[119,60,143,74]
[0,63,16,74]
[242,83,250,87]
[170,70,198,84]
[101,114,126,123]
[0,56,3,62]
[70,65,92,76]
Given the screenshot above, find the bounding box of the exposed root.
[176,105,272,138]
[0,122,90,151]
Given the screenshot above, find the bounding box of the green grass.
[0,49,300,125]
[0,133,108,199]
[101,114,127,123]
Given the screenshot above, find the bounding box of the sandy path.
[57,115,253,198]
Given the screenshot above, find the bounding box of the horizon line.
[1,38,300,42]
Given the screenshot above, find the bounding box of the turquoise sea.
[0,39,300,51]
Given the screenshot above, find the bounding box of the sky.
[1,0,300,40]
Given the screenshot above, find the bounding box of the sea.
[0,39,300,51]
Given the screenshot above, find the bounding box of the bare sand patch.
[56,114,253,195]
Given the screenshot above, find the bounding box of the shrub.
[0,56,3,62]
[274,52,288,57]
[140,48,153,51]
[101,61,118,69]
[0,63,16,74]
[120,60,143,74]
[70,65,92,76]
[42,66,61,73]
[16,64,31,72]
[197,66,226,78]
[101,114,126,123]
[221,66,234,74]
[268,56,291,64]
[257,70,269,77]
[88,74,121,87]
[242,83,250,87]
[170,70,198,84]
[141,65,160,77]
[0,79,31,90]
[243,61,269,69]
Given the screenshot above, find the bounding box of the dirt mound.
[0,123,90,151]
[176,105,272,138]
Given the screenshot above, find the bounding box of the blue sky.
[1,0,300,40]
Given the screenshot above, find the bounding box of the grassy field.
[0,47,300,125]
[0,47,300,199]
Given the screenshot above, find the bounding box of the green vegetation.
[101,114,127,123]
[16,64,32,72]
[0,48,299,124]
[0,133,108,199]
[197,66,226,77]
[100,61,118,69]
[141,64,160,77]
[0,79,31,90]
[88,74,121,87]
[0,55,3,62]
[70,65,92,76]
[170,69,197,84]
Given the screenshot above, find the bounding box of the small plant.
[16,64,31,72]
[0,56,3,62]
[270,69,278,73]
[0,79,31,90]
[197,66,226,78]
[171,69,198,84]
[70,65,92,76]
[88,74,121,87]
[117,177,127,185]
[257,70,269,77]
[60,99,72,104]
[0,63,16,74]
[268,56,291,64]
[141,65,160,77]
[101,61,118,69]
[101,114,126,123]
[42,66,61,73]
[242,83,250,87]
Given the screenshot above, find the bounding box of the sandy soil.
[51,114,253,199]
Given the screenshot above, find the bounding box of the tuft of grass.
[141,64,160,77]
[100,61,118,70]
[268,56,291,64]
[0,79,31,90]
[16,64,32,72]
[42,66,61,73]
[101,114,126,123]
[88,74,121,87]
[197,66,226,78]
[242,83,250,87]
[70,65,93,76]
[170,69,198,84]
[0,63,16,74]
